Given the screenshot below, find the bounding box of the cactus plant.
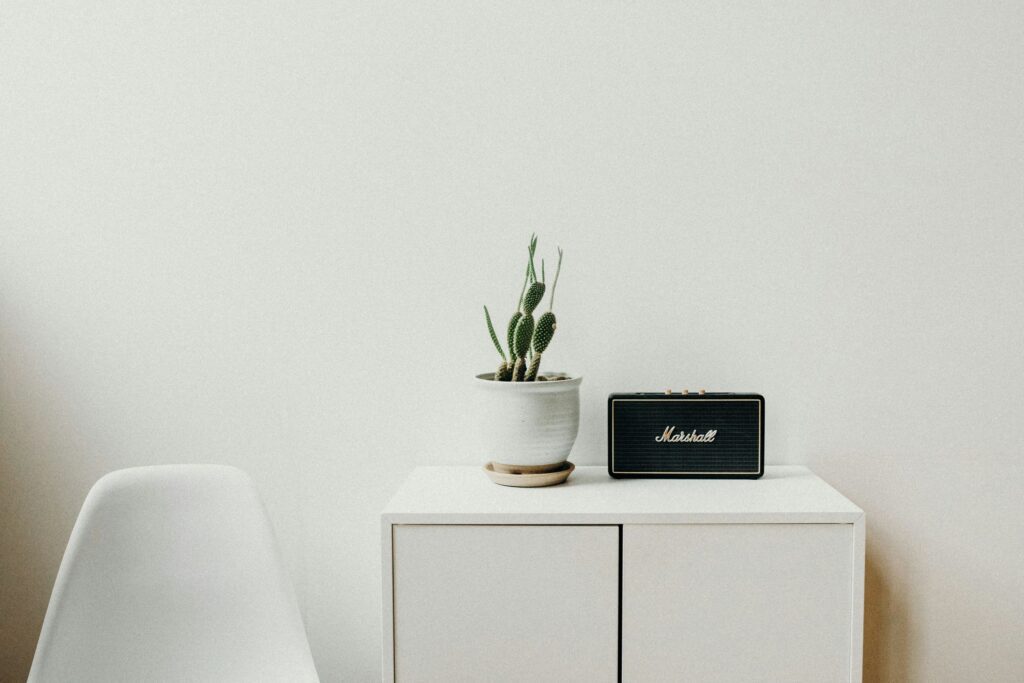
[483,236,565,381]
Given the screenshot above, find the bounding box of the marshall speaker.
[608,391,764,478]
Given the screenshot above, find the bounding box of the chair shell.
[28,465,319,683]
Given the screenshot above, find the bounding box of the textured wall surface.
[2,2,1022,680]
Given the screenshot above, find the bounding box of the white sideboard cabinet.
[382,466,864,683]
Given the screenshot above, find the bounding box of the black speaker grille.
[609,396,763,477]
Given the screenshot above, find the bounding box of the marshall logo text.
[655,426,718,443]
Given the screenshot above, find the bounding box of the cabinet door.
[623,524,854,683]
[392,525,618,683]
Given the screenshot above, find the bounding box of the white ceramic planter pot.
[474,372,582,469]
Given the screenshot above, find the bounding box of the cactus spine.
[482,236,565,381]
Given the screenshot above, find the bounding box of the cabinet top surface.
[382,465,863,524]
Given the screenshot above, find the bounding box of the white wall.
[2,2,1022,680]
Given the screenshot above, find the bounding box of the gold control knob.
[698,389,707,396]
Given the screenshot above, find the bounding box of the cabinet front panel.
[623,524,854,683]
[392,525,618,683]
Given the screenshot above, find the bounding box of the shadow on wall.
[0,446,57,681]
[863,544,911,682]
[0,321,106,680]
[0,427,63,678]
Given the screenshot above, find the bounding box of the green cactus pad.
[522,281,546,315]
[512,357,526,381]
[524,353,542,381]
[513,314,535,358]
[533,311,556,354]
[506,312,522,359]
[495,361,512,381]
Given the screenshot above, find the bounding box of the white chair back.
[28,465,319,682]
